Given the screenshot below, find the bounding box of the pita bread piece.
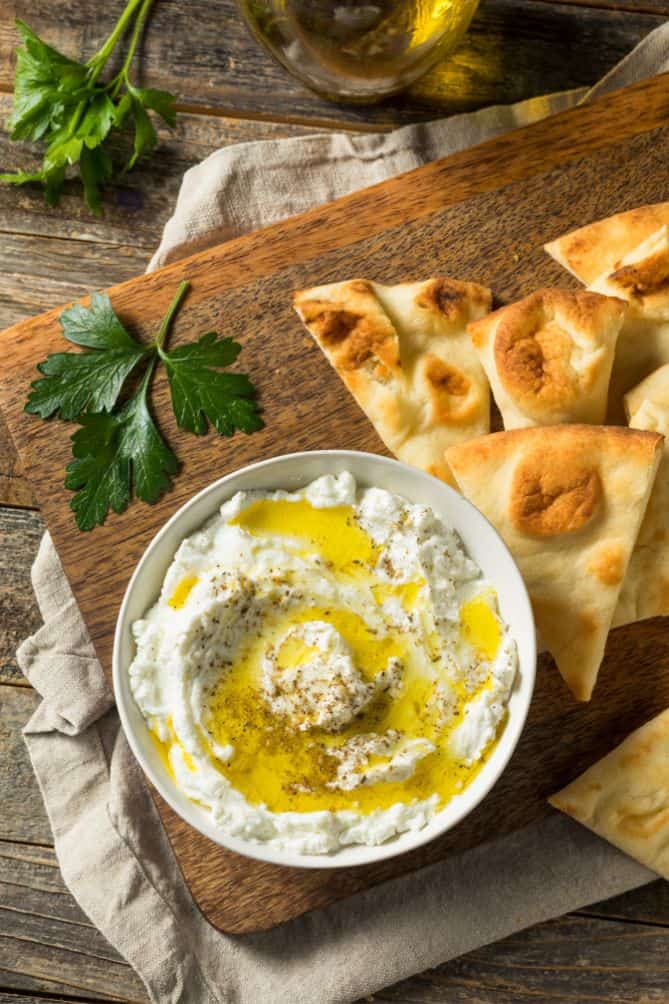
[614,365,669,626]
[589,226,669,420]
[549,708,669,879]
[544,202,669,285]
[446,425,663,700]
[469,289,625,429]
[547,212,669,420]
[294,278,492,485]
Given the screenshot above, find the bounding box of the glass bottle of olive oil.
[237,0,480,102]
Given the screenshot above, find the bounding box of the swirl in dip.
[129,472,518,853]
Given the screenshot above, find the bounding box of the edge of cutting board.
[1,73,668,933]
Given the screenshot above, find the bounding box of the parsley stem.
[155,281,190,352]
[115,0,155,94]
[86,0,146,81]
[138,353,157,399]
[65,98,88,142]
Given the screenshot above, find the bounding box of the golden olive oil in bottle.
[237,0,480,102]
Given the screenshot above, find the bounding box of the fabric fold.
[18,533,113,735]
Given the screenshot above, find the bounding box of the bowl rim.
[113,449,536,870]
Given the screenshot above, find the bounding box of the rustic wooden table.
[2,1,669,1001]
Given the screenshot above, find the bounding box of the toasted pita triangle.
[469,289,625,429]
[549,708,669,879]
[294,278,491,485]
[614,365,669,626]
[544,202,669,285]
[546,209,669,421]
[446,426,662,700]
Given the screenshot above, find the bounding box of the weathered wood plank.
[0,837,146,1002]
[0,900,130,968]
[0,234,148,330]
[373,913,669,1002]
[0,508,43,686]
[0,842,60,892]
[9,907,669,1004]
[579,879,669,926]
[0,995,116,1003]
[0,96,321,251]
[0,1,662,127]
[0,684,144,1001]
[0,943,146,1003]
[532,0,669,11]
[0,996,115,1003]
[405,2,663,118]
[2,825,669,1004]
[0,413,33,510]
[1,847,91,928]
[0,687,51,844]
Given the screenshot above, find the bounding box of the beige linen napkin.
[18,25,669,1004]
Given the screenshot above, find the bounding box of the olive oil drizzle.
[154,498,507,816]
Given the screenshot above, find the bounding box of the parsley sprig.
[1,2,176,214]
[27,282,263,531]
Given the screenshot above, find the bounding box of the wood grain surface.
[1,73,669,936]
[2,0,665,128]
[0,508,43,686]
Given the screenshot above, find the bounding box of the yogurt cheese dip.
[129,472,518,854]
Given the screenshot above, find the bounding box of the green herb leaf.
[26,292,147,419]
[26,280,262,531]
[127,99,157,171]
[79,144,113,214]
[65,411,131,530]
[44,133,84,170]
[117,374,178,504]
[3,7,175,212]
[59,291,135,349]
[113,92,133,127]
[8,20,85,142]
[0,169,44,186]
[44,163,67,206]
[26,346,146,421]
[79,93,116,149]
[15,19,81,72]
[160,331,263,436]
[65,369,178,530]
[128,83,177,127]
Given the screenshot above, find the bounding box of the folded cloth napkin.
[18,25,669,1004]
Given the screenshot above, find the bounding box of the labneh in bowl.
[113,450,536,869]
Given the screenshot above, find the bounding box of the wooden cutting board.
[2,74,669,935]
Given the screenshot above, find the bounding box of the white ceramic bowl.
[113,450,536,869]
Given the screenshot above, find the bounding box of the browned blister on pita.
[545,206,669,421]
[294,278,492,485]
[544,202,669,285]
[614,365,669,626]
[469,289,625,429]
[446,425,663,701]
[549,708,669,879]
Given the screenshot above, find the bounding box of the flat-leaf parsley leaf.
[1,4,176,213]
[159,332,264,436]
[26,280,263,530]
[25,292,148,421]
[65,363,178,530]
